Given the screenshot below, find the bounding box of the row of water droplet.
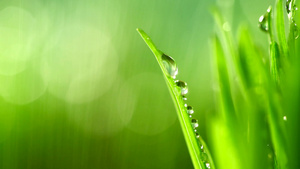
[258,1,299,39]
[161,53,211,168]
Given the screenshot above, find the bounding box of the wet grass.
[137,0,299,168]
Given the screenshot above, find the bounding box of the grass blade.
[137,28,214,169]
[275,0,289,57]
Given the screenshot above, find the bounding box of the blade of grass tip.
[137,28,215,169]
[211,7,250,103]
[237,25,269,89]
[275,0,289,58]
[212,35,236,122]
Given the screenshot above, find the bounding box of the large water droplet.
[175,80,188,95]
[259,7,271,32]
[186,105,194,115]
[161,54,178,79]
[191,118,199,128]
[286,0,292,14]
[205,163,211,169]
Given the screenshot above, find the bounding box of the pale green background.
[0,0,275,168]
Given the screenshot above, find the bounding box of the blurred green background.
[0,0,274,168]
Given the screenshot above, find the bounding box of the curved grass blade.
[137,28,214,169]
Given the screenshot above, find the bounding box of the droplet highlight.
[186,105,194,115]
[175,80,188,95]
[161,54,178,79]
[258,6,272,32]
[191,118,199,128]
[205,163,211,169]
[283,116,287,121]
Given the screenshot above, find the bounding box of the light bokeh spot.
[42,24,118,103]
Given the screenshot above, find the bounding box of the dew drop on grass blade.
[137,28,215,169]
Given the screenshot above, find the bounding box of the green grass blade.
[137,28,215,169]
[212,35,236,122]
[270,42,280,83]
[275,0,289,57]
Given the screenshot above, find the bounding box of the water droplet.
[186,105,194,115]
[201,153,208,161]
[286,0,292,14]
[182,95,187,101]
[258,6,271,32]
[195,132,200,139]
[268,153,273,159]
[189,115,192,118]
[294,24,299,39]
[283,116,287,121]
[161,54,178,79]
[175,80,188,95]
[200,145,204,150]
[205,163,211,169]
[191,118,199,128]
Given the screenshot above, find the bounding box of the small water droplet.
[205,163,211,169]
[283,116,287,121]
[189,115,192,118]
[175,80,188,95]
[195,132,200,139]
[201,153,208,161]
[200,145,204,150]
[191,118,199,128]
[186,105,194,115]
[294,24,299,39]
[182,96,187,101]
[268,153,273,159]
[161,54,178,79]
[258,6,271,32]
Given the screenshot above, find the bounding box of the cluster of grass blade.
[211,0,298,168]
[137,0,299,168]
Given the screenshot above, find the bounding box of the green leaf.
[137,28,215,169]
